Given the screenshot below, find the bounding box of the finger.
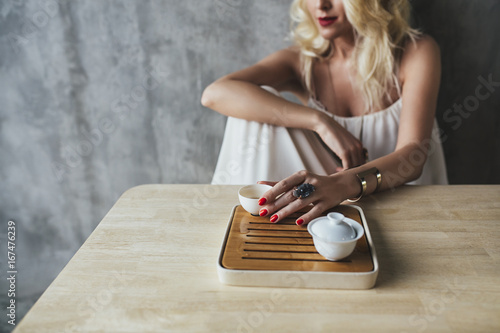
[266,189,304,220]
[257,181,278,187]
[295,202,329,226]
[259,171,308,204]
[351,150,363,168]
[355,147,366,167]
[340,154,352,170]
[269,193,315,223]
[257,181,278,206]
[353,143,367,167]
[346,146,365,169]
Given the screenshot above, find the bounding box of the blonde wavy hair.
[290,0,420,112]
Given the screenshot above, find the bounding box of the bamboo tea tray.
[217,205,378,289]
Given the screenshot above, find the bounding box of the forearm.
[201,79,321,131]
[338,143,427,199]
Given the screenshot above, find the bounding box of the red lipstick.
[319,17,337,27]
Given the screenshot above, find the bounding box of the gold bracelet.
[347,167,382,202]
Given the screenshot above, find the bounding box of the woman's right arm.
[201,48,366,168]
[201,47,323,132]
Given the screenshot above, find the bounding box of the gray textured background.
[0,0,499,331]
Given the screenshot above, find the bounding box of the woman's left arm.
[258,36,442,225]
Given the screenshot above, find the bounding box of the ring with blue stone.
[293,183,316,199]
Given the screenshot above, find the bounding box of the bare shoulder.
[399,35,441,83]
[402,35,440,62]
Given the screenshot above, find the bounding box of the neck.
[330,31,355,60]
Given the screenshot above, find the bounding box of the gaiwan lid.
[309,212,356,242]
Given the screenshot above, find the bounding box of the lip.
[318,16,338,27]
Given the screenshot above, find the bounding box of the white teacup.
[238,184,272,215]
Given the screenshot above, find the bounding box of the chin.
[318,24,351,42]
[319,30,339,41]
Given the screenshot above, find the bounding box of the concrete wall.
[412,0,500,184]
[0,0,498,331]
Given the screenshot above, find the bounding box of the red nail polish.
[259,209,268,217]
[258,198,267,206]
[296,219,304,226]
[270,214,278,223]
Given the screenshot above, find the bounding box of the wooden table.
[15,185,500,332]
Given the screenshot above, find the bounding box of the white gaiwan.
[307,212,364,261]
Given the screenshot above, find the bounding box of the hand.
[315,113,366,170]
[257,170,350,226]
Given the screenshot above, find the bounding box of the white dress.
[211,86,448,185]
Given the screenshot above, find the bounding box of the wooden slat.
[221,205,374,272]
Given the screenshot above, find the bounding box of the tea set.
[238,184,364,261]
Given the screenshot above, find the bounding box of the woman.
[202,0,447,226]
